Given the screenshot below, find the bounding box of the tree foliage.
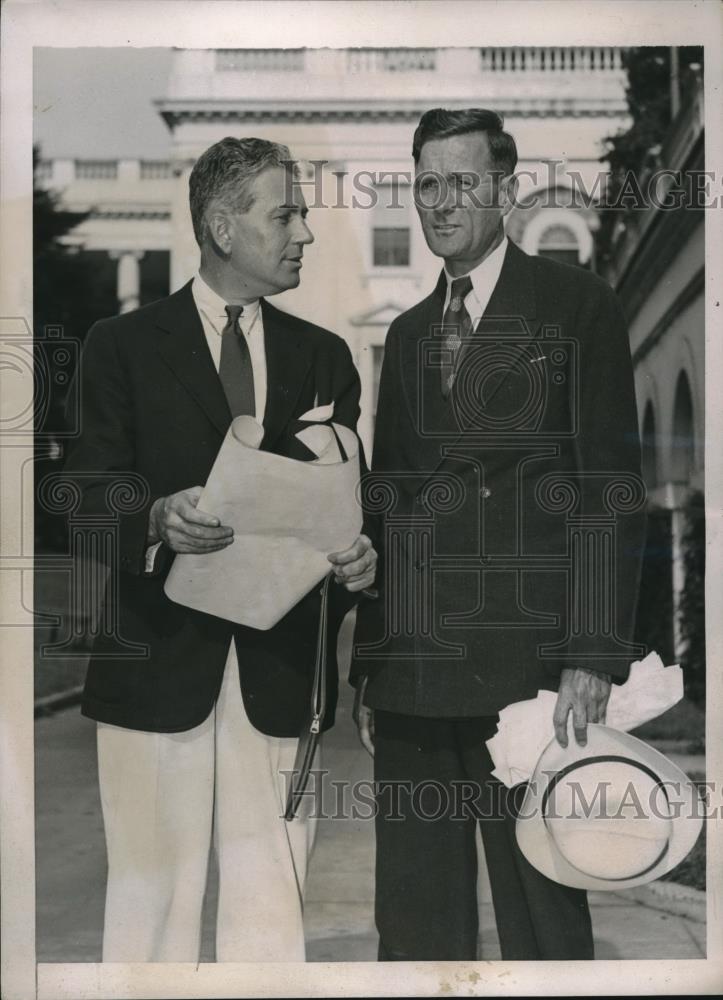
[596,47,703,268]
[679,491,706,707]
[34,145,94,548]
[33,145,97,347]
[634,507,675,668]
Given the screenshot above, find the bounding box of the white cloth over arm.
[486,653,684,787]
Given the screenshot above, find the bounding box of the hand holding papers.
[486,653,684,788]
[164,410,362,630]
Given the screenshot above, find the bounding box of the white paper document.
[164,415,362,630]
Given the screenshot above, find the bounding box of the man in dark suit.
[64,137,376,962]
[351,109,645,960]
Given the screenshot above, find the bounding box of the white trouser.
[97,643,317,962]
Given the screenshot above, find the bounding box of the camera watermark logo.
[355,308,646,666]
[0,318,81,438]
[36,472,151,659]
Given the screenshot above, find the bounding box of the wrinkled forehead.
[415,132,494,177]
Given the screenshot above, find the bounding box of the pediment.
[350,302,407,327]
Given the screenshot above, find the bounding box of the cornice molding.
[617,202,703,326]
[613,138,704,325]
[158,102,625,128]
[631,267,705,367]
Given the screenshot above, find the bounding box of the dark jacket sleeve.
[347,318,403,687]
[62,320,159,577]
[558,278,645,682]
[324,334,373,621]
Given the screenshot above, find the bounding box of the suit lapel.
[399,271,459,457]
[153,284,313,448]
[412,241,541,483]
[400,242,540,429]
[462,239,540,411]
[153,281,231,436]
[259,298,313,452]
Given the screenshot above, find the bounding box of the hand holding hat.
[486,652,684,789]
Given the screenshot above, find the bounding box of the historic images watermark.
[283,160,722,212]
[279,770,715,823]
[19,154,708,667]
[1,316,150,657]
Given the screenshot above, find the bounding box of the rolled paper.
[164,420,362,629]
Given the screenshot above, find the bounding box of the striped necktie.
[440,275,473,399]
[219,304,256,418]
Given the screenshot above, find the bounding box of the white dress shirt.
[145,274,268,573]
[442,236,509,325]
[191,271,267,422]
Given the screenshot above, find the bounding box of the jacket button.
[480,487,492,499]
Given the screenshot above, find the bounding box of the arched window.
[641,403,658,490]
[671,372,695,484]
[536,223,580,266]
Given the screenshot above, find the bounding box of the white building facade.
[602,69,705,661]
[39,46,629,452]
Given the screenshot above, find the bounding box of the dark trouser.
[374,710,594,961]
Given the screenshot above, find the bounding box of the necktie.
[440,275,473,399]
[219,304,256,418]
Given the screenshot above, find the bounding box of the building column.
[661,481,693,660]
[112,250,145,313]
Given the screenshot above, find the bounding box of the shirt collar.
[444,236,509,304]
[192,271,260,335]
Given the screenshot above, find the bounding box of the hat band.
[541,754,671,882]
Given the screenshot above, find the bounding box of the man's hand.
[553,666,612,748]
[327,534,377,592]
[353,675,375,757]
[148,487,234,554]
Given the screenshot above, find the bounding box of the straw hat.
[515,724,703,890]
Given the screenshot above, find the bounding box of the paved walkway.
[35,619,705,963]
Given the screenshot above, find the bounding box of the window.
[537,223,580,266]
[215,49,305,71]
[641,403,658,490]
[672,372,695,484]
[75,160,118,180]
[140,161,171,180]
[373,227,410,267]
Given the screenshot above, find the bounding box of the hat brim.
[516,724,703,890]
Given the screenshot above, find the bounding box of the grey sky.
[34,48,173,159]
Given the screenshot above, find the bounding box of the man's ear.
[206,210,232,255]
[500,174,519,217]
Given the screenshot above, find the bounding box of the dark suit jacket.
[63,281,362,736]
[351,241,645,718]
